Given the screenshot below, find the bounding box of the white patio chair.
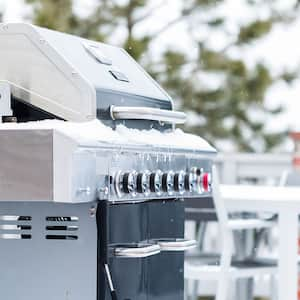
[184,166,277,300]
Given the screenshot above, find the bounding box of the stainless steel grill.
[0,23,216,300]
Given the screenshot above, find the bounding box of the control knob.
[122,171,137,196]
[199,172,212,192]
[136,171,151,196]
[174,171,186,195]
[184,170,198,192]
[150,170,163,195]
[162,171,175,195]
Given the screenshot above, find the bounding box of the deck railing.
[215,153,292,185]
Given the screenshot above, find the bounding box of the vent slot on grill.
[46,235,78,240]
[46,216,79,222]
[0,215,32,240]
[46,225,78,231]
[45,216,79,241]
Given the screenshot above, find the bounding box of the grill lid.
[0,23,176,125]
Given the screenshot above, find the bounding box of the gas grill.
[0,23,216,300]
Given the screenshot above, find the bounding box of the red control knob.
[201,173,211,192]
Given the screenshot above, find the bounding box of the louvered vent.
[0,215,32,239]
[45,216,79,240]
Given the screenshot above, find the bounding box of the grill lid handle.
[110,105,186,124]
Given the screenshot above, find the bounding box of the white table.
[221,184,300,300]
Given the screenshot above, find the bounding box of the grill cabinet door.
[101,199,185,300]
[147,200,185,300]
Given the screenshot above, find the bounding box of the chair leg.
[184,279,189,300]
[191,279,199,300]
[197,222,207,251]
[270,275,278,300]
[216,229,232,300]
[216,275,229,300]
[229,278,236,300]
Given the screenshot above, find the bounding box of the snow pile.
[116,125,215,151]
[0,119,216,152]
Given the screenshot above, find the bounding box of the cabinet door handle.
[113,244,161,258]
[154,239,197,251]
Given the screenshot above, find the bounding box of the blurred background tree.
[0,3,3,22]
[24,0,300,152]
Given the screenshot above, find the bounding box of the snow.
[0,119,216,152]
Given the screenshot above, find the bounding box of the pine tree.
[0,5,3,22]
[25,0,300,152]
[151,0,300,151]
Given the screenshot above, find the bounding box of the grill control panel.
[98,149,214,203]
[115,168,211,199]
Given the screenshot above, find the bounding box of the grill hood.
[0,23,183,129]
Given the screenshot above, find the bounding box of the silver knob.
[162,171,175,195]
[174,171,186,195]
[122,171,137,196]
[150,170,163,195]
[184,168,198,192]
[136,171,151,196]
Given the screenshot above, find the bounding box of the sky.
[1,0,300,150]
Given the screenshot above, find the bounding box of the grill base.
[0,199,186,300]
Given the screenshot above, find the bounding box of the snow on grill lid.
[0,120,216,152]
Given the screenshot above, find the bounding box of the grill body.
[0,23,217,300]
[0,129,215,300]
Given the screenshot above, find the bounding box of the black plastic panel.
[148,252,184,300]
[148,199,184,239]
[96,89,173,131]
[11,97,60,122]
[108,201,148,244]
[185,196,217,221]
